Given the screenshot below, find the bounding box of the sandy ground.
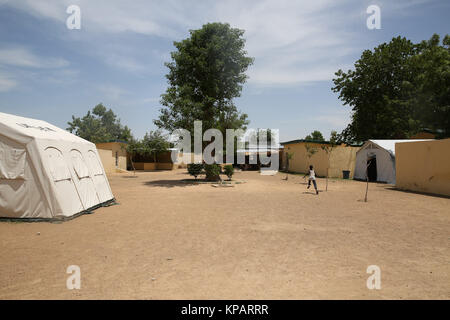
[0,169,449,299]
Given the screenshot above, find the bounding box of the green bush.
[204,163,221,181]
[223,165,234,180]
[187,163,204,179]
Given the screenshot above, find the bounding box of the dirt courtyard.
[0,170,449,299]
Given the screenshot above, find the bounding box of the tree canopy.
[305,130,325,141]
[126,130,170,163]
[67,104,132,143]
[154,22,254,137]
[332,34,450,143]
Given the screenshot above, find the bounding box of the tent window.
[0,140,26,180]
[87,150,103,176]
[45,147,71,182]
[70,150,90,179]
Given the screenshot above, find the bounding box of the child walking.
[304,165,319,195]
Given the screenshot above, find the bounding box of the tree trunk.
[364,159,370,202]
[364,176,369,202]
[130,154,136,175]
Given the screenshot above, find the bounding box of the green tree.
[332,34,450,143]
[246,128,275,147]
[305,130,325,141]
[127,130,170,163]
[284,152,294,180]
[154,22,253,137]
[305,143,318,168]
[67,104,132,143]
[412,34,450,137]
[187,163,204,179]
[329,130,338,145]
[321,132,338,191]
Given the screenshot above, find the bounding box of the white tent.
[0,112,115,220]
[354,139,431,184]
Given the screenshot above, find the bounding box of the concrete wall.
[133,162,175,170]
[96,142,128,173]
[282,142,358,178]
[396,139,450,196]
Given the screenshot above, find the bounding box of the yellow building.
[95,141,128,173]
[396,139,450,197]
[281,140,359,178]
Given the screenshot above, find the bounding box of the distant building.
[95,141,128,173]
[280,139,360,179]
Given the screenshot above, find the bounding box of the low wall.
[396,139,450,197]
[133,162,175,170]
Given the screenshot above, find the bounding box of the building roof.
[280,139,333,145]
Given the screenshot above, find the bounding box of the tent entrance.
[367,157,377,182]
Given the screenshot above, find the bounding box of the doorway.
[367,157,377,182]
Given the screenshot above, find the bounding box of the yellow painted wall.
[282,142,358,178]
[396,139,450,196]
[96,142,128,173]
[97,149,115,173]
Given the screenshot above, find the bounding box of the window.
[70,149,90,179]
[0,141,26,180]
[87,150,103,176]
[45,147,71,182]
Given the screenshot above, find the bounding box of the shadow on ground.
[383,186,450,199]
[143,179,201,188]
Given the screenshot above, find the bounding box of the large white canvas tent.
[0,112,115,220]
[354,139,431,184]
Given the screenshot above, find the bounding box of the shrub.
[204,163,221,181]
[223,165,234,180]
[187,163,204,179]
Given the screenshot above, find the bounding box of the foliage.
[204,163,221,181]
[187,163,204,179]
[126,130,170,162]
[223,165,234,179]
[284,152,294,180]
[320,132,338,191]
[67,103,132,143]
[329,130,338,145]
[154,22,254,139]
[245,128,276,147]
[305,143,318,159]
[332,34,450,143]
[305,130,325,141]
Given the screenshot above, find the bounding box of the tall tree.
[332,34,449,143]
[154,22,253,137]
[413,34,450,137]
[67,104,132,143]
[305,130,325,141]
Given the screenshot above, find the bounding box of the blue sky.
[0,0,448,142]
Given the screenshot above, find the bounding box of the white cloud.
[98,84,128,100]
[0,74,17,92]
[313,110,352,128]
[5,0,432,84]
[0,47,69,68]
